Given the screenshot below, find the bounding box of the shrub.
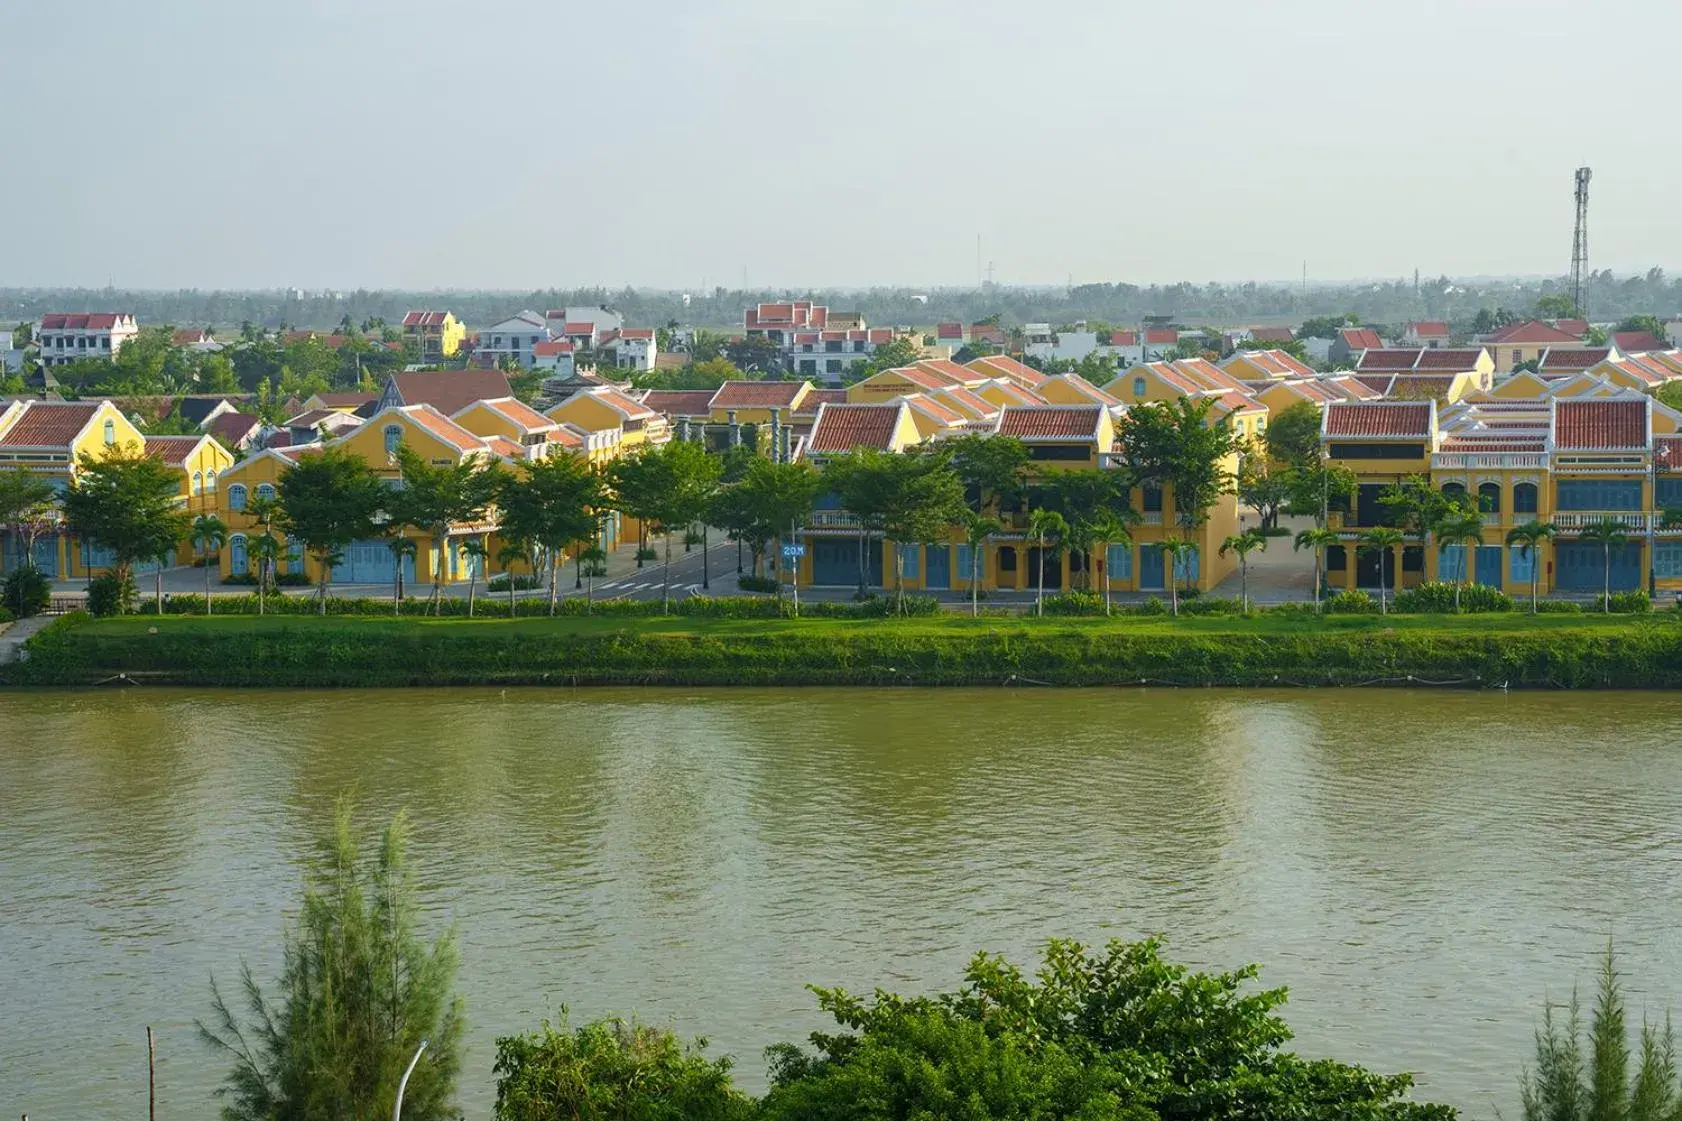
[1392,581,1513,614]
[487,573,544,592]
[736,574,780,593]
[0,605,13,625]
[1324,589,1376,614]
[1535,599,1584,613]
[222,572,311,587]
[87,572,136,617]
[2,564,52,618]
[1133,595,1168,616]
[1262,601,1323,617]
[1041,591,1103,616]
[1180,596,1245,616]
[1178,586,1203,600]
[1607,590,1652,614]
[634,547,658,562]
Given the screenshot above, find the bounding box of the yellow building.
[401,310,466,360]
[1220,348,1316,381]
[1479,320,1583,371]
[545,386,669,451]
[144,434,237,563]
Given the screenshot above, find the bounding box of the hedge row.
[15,614,1682,689]
[129,592,942,620]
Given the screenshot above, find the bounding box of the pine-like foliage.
[198,799,464,1121]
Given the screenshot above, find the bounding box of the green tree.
[847,335,922,383]
[391,446,501,614]
[821,449,892,597]
[1113,397,1236,530]
[1238,335,1312,363]
[945,432,1028,515]
[723,334,781,374]
[199,799,464,1121]
[1616,315,1667,343]
[493,1018,751,1121]
[0,466,57,569]
[1506,521,1558,614]
[500,455,605,615]
[276,447,387,613]
[1537,293,1581,320]
[608,440,722,613]
[461,536,487,617]
[1026,508,1067,616]
[249,532,281,615]
[1357,526,1404,614]
[60,447,190,615]
[1220,529,1267,614]
[1577,519,1631,613]
[1434,511,1485,611]
[497,541,529,617]
[1265,400,1324,466]
[711,456,820,581]
[387,537,416,611]
[872,450,967,612]
[1158,535,1197,616]
[1294,526,1340,607]
[191,514,227,615]
[962,513,1001,616]
[1238,453,1293,531]
[1285,461,1358,526]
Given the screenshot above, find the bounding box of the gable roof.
[1485,319,1582,345]
[1412,347,1489,371]
[1324,401,1434,439]
[1553,399,1648,450]
[142,434,219,466]
[457,396,556,434]
[1614,330,1667,353]
[1338,327,1385,350]
[1407,321,1450,338]
[1039,373,1121,406]
[368,404,488,457]
[793,388,847,416]
[1249,326,1295,343]
[401,310,453,328]
[1228,348,1314,377]
[639,389,717,417]
[0,401,106,448]
[1108,330,1139,346]
[709,380,809,410]
[387,370,512,416]
[1537,346,1612,373]
[965,354,1047,387]
[935,322,964,340]
[805,403,907,453]
[208,412,263,446]
[997,404,1103,440]
[39,313,134,331]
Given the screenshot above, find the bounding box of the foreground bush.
[494,1019,750,1121]
[2,564,51,618]
[1607,590,1652,614]
[129,592,943,621]
[87,572,135,617]
[1042,591,1104,616]
[1536,600,1584,614]
[1393,581,1513,614]
[222,571,311,587]
[1325,589,1377,614]
[735,574,780,593]
[487,573,543,592]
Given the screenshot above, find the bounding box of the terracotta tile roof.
[1485,319,1581,345]
[0,402,103,448]
[1042,373,1121,405]
[313,392,376,408]
[473,397,556,432]
[1537,347,1610,371]
[997,405,1102,440]
[1439,437,1546,453]
[916,358,984,385]
[400,405,489,456]
[806,403,905,453]
[887,365,962,391]
[898,394,968,426]
[284,408,341,428]
[709,380,808,409]
[1552,318,1590,337]
[1172,357,1246,392]
[40,313,132,330]
[561,322,596,336]
[930,385,997,419]
[208,412,263,446]
[388,370,512,416]
[936,322,963,339]
[982,380,1045,406]
[1654,436,1682,468]
[618,328,655,341]
[533,339,575,357]
[1614,331,1667,353]
[141,435,205,466]
[792,388,847,416]
[1383,375,1459,401]
[1339,327,1385,350]
[1250,326,1295,343]
[483,435,525,459]
[1145,328,1179,345]
[1231,349,1314,377]
[172,328,211,346]
[1324,402,1433,438]
[1412,348,1487,370]
[1108,330,1139,346]
[1554,399,1647,450]
[867,328,893,345]
[967,354,1047,387]
[401,311,452,328]
[640,389,716,416]
[1408,321,1450,338]
[1321,374,1383,401]
[1356,348,1425,372]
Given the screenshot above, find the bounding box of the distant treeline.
[3,268,1678,332]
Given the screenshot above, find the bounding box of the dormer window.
[384,424,403,455]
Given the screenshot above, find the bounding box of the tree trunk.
[1313,557,1322,608]
[1169,562,1179,616]
[971,549,980,616]
[548,553,559,617]
[258,561,266,616]
[1035,539,1045,617]
[432,532,446,615]
[1604,543,1611,612]
[662,531,672,614]
[204,550,212,615]
[1240,559,1248,614]
[509,568,517,618]
[154,568,162,617]
[467,572,476,617]
[1102,542,1112,615]
[856,528,867,598]
[1531,550,1539,614]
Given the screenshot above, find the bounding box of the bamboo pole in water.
[147,1026,156,1121]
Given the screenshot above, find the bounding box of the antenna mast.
[1571,167,1592,317]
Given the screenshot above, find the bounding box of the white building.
[1025,328,1099,364]
[532,339,576,378]
[604,327,657,371]
[1666,318,1682,349]
[787,327,896,383]
[545,306,624,337]
[0,331,24,372]
[478,310,549,368]
[37,313,139,367]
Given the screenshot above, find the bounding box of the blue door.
[337,539,415,584]
[811,537,882,587]
[229,534,248,576]
[1474,546,1503,589]
[1555,542,1641,591]
[1138,544,1165,589]
[925,545,950,589]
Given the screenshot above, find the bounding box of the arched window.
[1441,481,1466,502]
[1132,376,1147,397]
[103,419,115,446]
[228,483,248,511]
[229,533,248,575]
[1478,482,1501,513]
[1514,482,1539,514]
[384,424,403,455]
[192,471,203,495]
[204,470,217,493]
[256,483,276,501]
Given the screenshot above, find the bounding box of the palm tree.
[1505,520,1557,614]
[461,536,487,618]
[1577,518,1630,613]
[1158,536,1197,617]
[1219,529,1267,614]
[497,541,528,618]
[963,513,1002,617]
[1083,508,1135,616]
[1356,526,1404,615]
[1434,512,1485,612]
[191,514,227,616]
[388,537,417,613]
[1025,508,1067,617]
[249,533,281,616]
[1293,527,1340,608]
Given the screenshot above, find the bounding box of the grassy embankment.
[5,611,1680,688]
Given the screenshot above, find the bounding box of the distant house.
[1401,321,1450,349]
[1479,319,1583,370]
[477,311,548,369]
[0,330,24,372]
[37,313,140,367]
[1023,326,1099,364]
[1328,326,1385,368]
[604,327,658,371]
[1613,330,1667,354]
[544,306,624,338]
[401,310,465,361]
[376,369,513,415]
[934,322,965,351]
[1665,319,1682,349]
[207,411,264,452]
[532,339,576,378]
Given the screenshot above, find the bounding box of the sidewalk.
[0,615,54,663]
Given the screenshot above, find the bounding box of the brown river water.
[4,687,1682,1119]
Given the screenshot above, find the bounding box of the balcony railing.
[1432,453,1548,469]
[1553,512,1652,531]
[808,510,864,529]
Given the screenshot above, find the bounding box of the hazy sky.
[6,0,1679,291]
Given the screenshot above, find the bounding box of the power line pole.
[1571,167,1592,317]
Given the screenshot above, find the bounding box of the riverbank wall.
[6,613,1682,688]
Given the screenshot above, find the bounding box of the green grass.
[14,610,1682,690]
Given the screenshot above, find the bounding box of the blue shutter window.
[228,484,247,511]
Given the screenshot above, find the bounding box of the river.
[4,688,1682,1119]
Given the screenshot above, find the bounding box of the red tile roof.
[1408,321,1450,338]
[1324,402,1433,438]
[40,313,132,331]
[618,328,655,341]
[172,328,211,346]
[1484,319,1582,345]
[1552,318,1590,338]
[709,380,808,409]
[1232,349,1314,377]
[806,403,904,453]
[1413,347,1488,371]
[1554,399,1647,450]
[1383,375,1459,401]
[1249,326,1295,343]
[936,322,963,339]
[1356,349,1426,372]
[1654,436,1682,468]
[1537,347,1610,371]
[793,388,847,416]
[1108,330,1139,346]
[997,405,1102,440]
[1145,328,1179,345]
[388,370,512,416]
[1614,331,1667,353]
[208,412,262,446]
[312,392,376,408]
[966,354,1047,387]
[471,397,556,432]
[142,435,206,465]
[1439,437,1545,453]
[1339,327,1385,350]
[0,401,102,448]
[640,389,717,416]
[401,405,489,456]
[533,339,575,357]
